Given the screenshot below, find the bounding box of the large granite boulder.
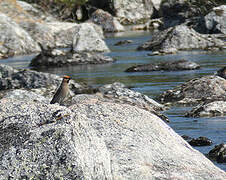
[0,13,40,58]
[137,25,226,54]
[0,97,226,179]
[113,0,154,24]
[89,9,125,32]
[125,59,200,72]
[20,22,78,48]
[73,23,110,52]
[159,75,226,104]
[208,143,226,163]
[204,5,226,34]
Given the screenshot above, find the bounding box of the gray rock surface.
[16,0,57,22]
[125,59,200,72]
[205,5,226,34]
[98,82,165,112]
[186,101,226,117]
[4,89,49,103]
[30,48,114,67]
[73,23,110,53]
[0,97,226,179]
[113,0,154,24]
[159,75,226,104]
[20,22,78,48]
[0,64,83,92]
[0,98,112,179]
[89,9,125,32]
[0,13,40,58]
[137,25,226,54]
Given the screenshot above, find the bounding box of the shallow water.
[1,30,226,171]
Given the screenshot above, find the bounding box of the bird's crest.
[63,75,71,79]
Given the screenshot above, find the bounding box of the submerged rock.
[208,143,226,163]
[188,137,213,147]
[0,98,225,179]
[30,48,114,67]
[137,25,226,54]
[159,75,226,104]
[185,101,226,117]
[125,59,200,72]
[114,40,133,46]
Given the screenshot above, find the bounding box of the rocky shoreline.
[0,0,226,179]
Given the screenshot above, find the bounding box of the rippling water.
[1,30,226,171]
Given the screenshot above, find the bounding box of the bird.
[50,75,71,105]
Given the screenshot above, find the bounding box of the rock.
[114,40,133,46]
[16,0,57,22]
[20,22,78,48]
[89,9,125,32]
[4,89,49,103]
[0,97,226,179]
[217,66,226,79]
[208,143,226,163]
[0,98,112,179]
[188,137,213,146]
[204,5,226,34]
[181,135,192,141]
[113,0,154,25]
[0,13,41,58]
[159,0,223,29]
[0,64,83,92]
[98,82,165,112]
[30,48,114,67]
[73,23,110,53]
[137,25,226,53]
[125,59,200,72]
[158,75,226,104]
[185,101,226,117]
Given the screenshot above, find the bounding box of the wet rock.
[113,0,154,25]
[204,5,226,34]
[125,59,200,72]
[208,143,226,163]
[137,25,225,54]
[181,135,192,141]
[217,66,226,79]
[30,48,114,67]
[114,40,133,46]
[158,75,226,104]
[0,13,40,58]
[188,136,213,146]
[73,23,110,53]
[89,9,125,32]
[185,101,226,117]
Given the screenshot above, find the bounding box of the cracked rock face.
[0,97,226,179]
